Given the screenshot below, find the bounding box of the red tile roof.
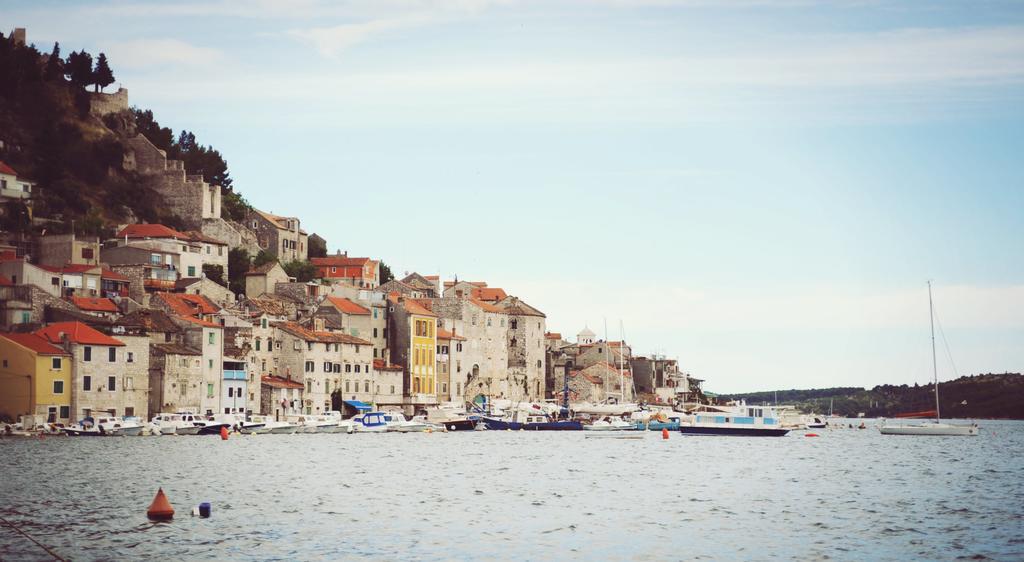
[179,316,222,329]
[72,297,118,313]
[262,375,305,389]
[276,322,371,345]
[0,332,69,355]
[0,161,18,176]
[467,297,503,314]
[545,332,562,339]
[101,268,129,282]
[436,328,466,341]
[388,295,436,317]
[36,322,125,346]
[471,287,507,302]
[116,224,189,240]
[373,359,404,371]
[325,296,370,316]
[311,256,371,267]
[154,292,221,317]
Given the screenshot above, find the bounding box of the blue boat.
[679,404,790,437]
[483,411,582,431]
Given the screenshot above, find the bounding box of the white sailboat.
[879,281,979,437]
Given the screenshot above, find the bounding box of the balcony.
[223,369,247,381]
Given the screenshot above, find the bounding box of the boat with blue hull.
[679,405,790,437]
[483,411,582,431]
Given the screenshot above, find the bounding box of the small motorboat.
[62,416,123,436]
[352,411,390,433]
[388,414,436,433]
[582,417,637,431]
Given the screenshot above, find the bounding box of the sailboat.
[879,281,979,436]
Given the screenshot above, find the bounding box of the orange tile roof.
[276,322,371,345]
[100,268,129,282]
[0,161,18,176]
[325,296,370,316]
[471,287,507,302]
[436,328,466,341]
[373,359,403,371]
[404,298,436,317]
[179,316,222,329]
[154,292,221,317]
[467,297,503,313]
[36,322,125,346]
[0,332,69,355]
[311,256,371,267]
[545,332,562,339]
[262,375,305,389]
[116,224,189,240]
[72,297,118,313]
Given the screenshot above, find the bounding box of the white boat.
[582,417,636,431]
[571,402,640,416]
[388,413,435,433]
[802,415,826,429]
[879,282,979,437]
[63,416,129,436]
[318,411,355,434]
[352,411,390,432]
[679,403,790,437]
[246,414,296,434]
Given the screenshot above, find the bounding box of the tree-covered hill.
[716,373,1024,419]
[0,32,250,237]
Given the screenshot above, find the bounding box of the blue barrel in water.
[199,502,211,518]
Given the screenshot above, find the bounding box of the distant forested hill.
[716,373,1024,419]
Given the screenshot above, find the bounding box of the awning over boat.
[344,400,372,411]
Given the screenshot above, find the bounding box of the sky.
[4,0,1023,393]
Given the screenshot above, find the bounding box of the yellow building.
[0,332,72,425]
[410,310,436,395]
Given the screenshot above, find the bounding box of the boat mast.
[603,318,610,402]
[618,320,626,402]
[929,280,940,423]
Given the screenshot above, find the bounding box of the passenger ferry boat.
[679,404,790,437]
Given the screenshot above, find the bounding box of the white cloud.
[100,39,225,70]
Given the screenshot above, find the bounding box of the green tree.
[44,42,63,81]
[202,264,226,286]
[379,260,395,284]
[252,249,277,269]
[221,189,251,222]
[227,247,251,295]
[92,52,114,92]
[283,260,317,282]
[64,50,93,88]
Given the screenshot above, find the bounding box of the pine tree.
[64,50,93,88]
[93,52,114,92]
[45,42,63,81]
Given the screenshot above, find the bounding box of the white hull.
[176,426,203,435]
[879,422,978,436]
[269,425,299,435]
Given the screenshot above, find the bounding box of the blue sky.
[5,0,1023,392]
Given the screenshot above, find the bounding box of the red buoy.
[147,488,175,520]
[220,426,229,440]
[661,428,669,440]
[805,433,819,437]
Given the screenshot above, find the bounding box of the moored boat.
[483,410,582,431]
[352,411,390,432]
[679,404,789,437]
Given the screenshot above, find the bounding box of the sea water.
[1,420,1022,561]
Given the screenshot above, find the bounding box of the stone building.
[175,277,234,307]
[246,209,307,262]
[568,362,634,404]
[111,224,227,281]
[36,233,100,268]
[260,375,304,421]
[148,343,202,415]
[494,296,547,401]
[428,296,508,403]
[35,322,147,421]
[435,327,466,403]
[122,133,222,229]
[244,261,289,298]
[273,321,373,416]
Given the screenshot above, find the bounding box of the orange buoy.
[805,433,819,437]
[220,426,229,440]
[661,428,669,440]
[147,488,175,520]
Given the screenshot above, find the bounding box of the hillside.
[716,373,1024,419]
[0,33,249,238]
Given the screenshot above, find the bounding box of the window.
[255,339,261,351]
[373,308,378,319]
[306,380,312,393]
[456,382,461,395]
[373,328,378,338]
[510,319,517,329]
[457,343,463,352]
[261,318,268,329]
[126,377,133,389]
[59,406,70,419]
[501,318,505,327]
[304,361,314,373]
[125,407,134,417]
[127,352,134,363]
[323,361,331,372]
[108,347,116,362]
[345,380,351,392]
[364,381,369,392]
[188,266,196,277]
[334,363,341,373]
[51,277,59,286]
[51,357,62,370]
[306,342,313,351]
[83,346,92,362]
[487,317,492,327]
[390,385,395,394]
[82,248,94,259]
[208,332,215,345]
[207,383,214,398]
[53,380,64,394]
[354,364,361,373]
[208,359,213,369]
[442,383,447,394]
[345,364,351,373]
[180,383,187,396]
[165,333,172,343]
[373,348,377,357]
[83,376,91,391]
[108,376,116,391]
